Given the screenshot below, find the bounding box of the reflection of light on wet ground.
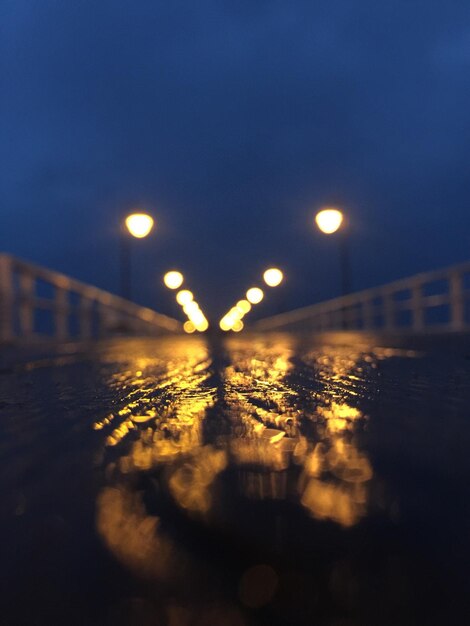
[3,333,470,625]
[219,336,377,526]
[90,335,431,623]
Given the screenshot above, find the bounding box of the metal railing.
[0,254,181,343]
[254,260,470,333]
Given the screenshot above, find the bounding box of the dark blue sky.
[2,0,470,320]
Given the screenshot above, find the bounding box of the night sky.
[2,1,470,321]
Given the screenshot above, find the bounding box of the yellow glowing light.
[125,213,154,238]
[246,287,264,304]
[263,267,283,287]
[189,310,205,325]
[163,271,184,290]
[195,319,209,332]
[183,301,199,315]
[219,318,232,331]
[176,290,194,306]
[183,320,196,334]
[237,299,252,314]
[232,319,244,332]
[315,208,344,234]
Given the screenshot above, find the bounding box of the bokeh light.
[263,267,284,287]
[246,287,264,304]
[124,213,154,238]
[183,301,199,315]
[232,319,244,332]
[176,290,194,306]
[183,320,196,333]
[237,299,252,313]
[163,271,184,290]
[315,208,343,234]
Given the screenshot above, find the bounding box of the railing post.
[55,287,69,341]
[0,255,14,342]
[363,298,374,330]
[98,302,115,338]
[19,271,35,337]
[411,283,424,332]
[79,297,93,340]
[449,272,465,331]
[383,291,394,331]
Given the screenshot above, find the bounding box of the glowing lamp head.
[163,271,184,290]
[219,318,232,331]
[232,319,244,332]
[315,208,344,235]
[176,290,194,306]
[237,299,252,314]
[125,213,154,238]
[246,287,264,304]
[263,268,283,287]
[183,320,196,334]
[194,319,209,332]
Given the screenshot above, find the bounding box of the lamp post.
[314,207,351,296]
[120,212,154,300]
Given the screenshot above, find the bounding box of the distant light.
[183,320,196,334]
[176,289,194,306]
[315,208,343,234]
[219,318,232,331]
[189,309,204,324]
[232,319,244,332]
[237,299,252,313]
[229,307,242,319]
[246,287,264,304]
[183,301,199,315]
[163,271,184,290]
[125,213,154,238]
[263,268,283,287]
[195,319,209,332]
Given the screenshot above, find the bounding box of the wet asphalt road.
[0,332,469,625]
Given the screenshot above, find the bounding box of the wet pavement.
[0,333,469,625]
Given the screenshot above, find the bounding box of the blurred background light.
[183,320,196,333]
[263,267,283,287]
[315,208,343,235]
[176,289,194,306]
[237,299,251,313]
[246,287,264,304]
[163,270,184,290]
[124,213,154,238]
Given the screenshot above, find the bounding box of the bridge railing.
[0,254,181,343]
[255,260,470,333]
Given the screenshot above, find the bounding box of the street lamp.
[120,212,155,300]
[263,267,284,287]
[314,207,351,296]
[246,287,264,304]
[163,271,184,290]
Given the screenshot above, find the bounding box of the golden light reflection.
[168,447,227,514]
[93,334,395,608]
[163,270,184,290]
[315,207,343,234]
[220,338,376,526]
[125,212,154,238]
[263,267,283,287]
[184,320,196,333]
